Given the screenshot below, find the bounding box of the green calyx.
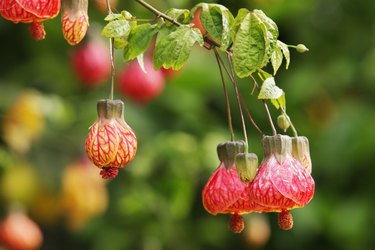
[262,134,292,163]
[97,99,125,120]
[217,140,246,169]
[235,152,258,183]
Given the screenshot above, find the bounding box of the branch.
[135,0,220,48]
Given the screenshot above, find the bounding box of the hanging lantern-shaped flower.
[62,0,89,45]
[202,141,262,233]
[85,99,137,179]
[249,135,315,230]
[0,0,61,40]
[291,136,312,173]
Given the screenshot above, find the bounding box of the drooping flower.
[249,135,315,229]
[60,157,108,230]
[202,141,262,233]
[62,0,89,45]
[0,0,60,40]
[85,99,137,179]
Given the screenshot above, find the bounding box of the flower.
[0,0,60,40]
[62,0,89,45]
[85,99,137,179]
[249,135,315,229]
[292,136,312,173]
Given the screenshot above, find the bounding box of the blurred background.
[1,0,375,249]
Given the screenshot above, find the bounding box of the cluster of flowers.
[202,135,314,233]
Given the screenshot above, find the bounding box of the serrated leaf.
[271,46,283,75]
[123,24,157,61]
[101,20,131,38]
[137,54,147,74]
[232,12,266,78]
[258,77,283,100]
[200,3,234,50]
[104,13,124,21]
[231,8,249,42]
[153,25,203,70]
[253,10,279,69]
[270,92,286,110]
[277,40,290,69]
[165,8,191,25]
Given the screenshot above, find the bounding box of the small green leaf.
[271,46,283,75]
[200,3,234,50]
[153,25,203,70]
[232,12,266,78]
[104,13,124,21]
[165,8,191,25]
[231,8,249,41]
[258,77,283,100]
[101,20,131,38]
[271,92,286,110]
[277,40,290,69]
[121,10,133,20]
[114,37,128,49]
[123,24,157,61]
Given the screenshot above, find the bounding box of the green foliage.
[198,3,234,50]
[123,24,157,61]
[153,25,204,70]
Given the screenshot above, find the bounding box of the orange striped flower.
[85,99,137,179]
[61,0,89,45]
[0,0,60,40]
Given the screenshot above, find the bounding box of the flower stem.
[213,49,234,141]
[106,0,115,100]
[250,75,277,136]
[226,53,248,149]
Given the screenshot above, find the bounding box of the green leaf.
[199,3,234,50]
[253,10,279,68]
[271,46,283,75]
[258,77,283,100]
[231,8,249,42]
[101,20,131,38]
[104,13,124,21]
[277,40,290,69]
[123,24,157,61]
[114,37,128,49]
[232,12,266,78]
[165,8,191,25]
[270,92,286,110]
[121,10,133,20]
[153,25,203,70]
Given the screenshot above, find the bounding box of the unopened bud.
[217,141,246,169]
[296,44,309,53]
[235,153,258,183]
[277,114,290,132]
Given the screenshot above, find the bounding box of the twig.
[213,49,234,141]
[106,0,115,100]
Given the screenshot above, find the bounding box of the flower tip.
[278,210,293,230]
[229,213,245,233]
[100,167,119,179]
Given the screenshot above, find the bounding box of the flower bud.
[62,0,89,45]
[277,114,290,132]
[292,136,312,173]
[235,153,258,183]
[217,141,246,169]
[296,44,309,53]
